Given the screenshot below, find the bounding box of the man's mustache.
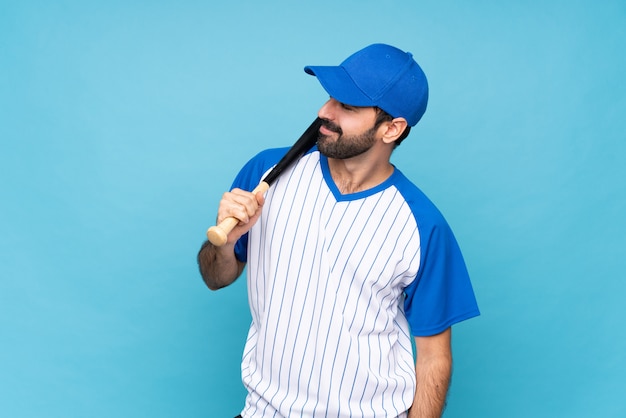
[320,119,343,135]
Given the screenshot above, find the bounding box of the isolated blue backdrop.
[1,1,625,417]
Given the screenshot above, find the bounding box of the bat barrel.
[262,117,322,186]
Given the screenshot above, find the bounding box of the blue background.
[1,1,625,417]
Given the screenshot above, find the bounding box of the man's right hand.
[216,188,265,245]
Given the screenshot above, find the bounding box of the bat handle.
[206,181,270,247]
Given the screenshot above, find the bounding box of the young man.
[198,43,480,418]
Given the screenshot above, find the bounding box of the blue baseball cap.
[304,43,429,126]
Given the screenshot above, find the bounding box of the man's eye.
[341,103,355,111]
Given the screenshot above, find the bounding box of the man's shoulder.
[251,146,291,165]
[244,146,319,176]
[234,146,318,190]
[239,147,288,175]
[391,169,448,228]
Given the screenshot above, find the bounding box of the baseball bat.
[206,117,323,246]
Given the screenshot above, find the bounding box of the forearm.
[197,240,244,290]
[409,330,452,418]
[410,355,451,417]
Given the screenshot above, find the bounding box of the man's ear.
[381,117,408,145]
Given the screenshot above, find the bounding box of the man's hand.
[217,188,265,245]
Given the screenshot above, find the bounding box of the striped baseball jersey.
[231,147,480,418]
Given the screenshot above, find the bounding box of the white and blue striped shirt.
[232,148,479,418]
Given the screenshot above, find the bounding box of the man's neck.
[327,153,394,195]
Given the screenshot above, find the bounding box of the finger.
[219,191,260,224]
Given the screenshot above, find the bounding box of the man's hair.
[374,108,411,148]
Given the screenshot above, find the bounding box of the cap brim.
[304,65,376,108]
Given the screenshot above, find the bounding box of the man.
[198,43,480,418]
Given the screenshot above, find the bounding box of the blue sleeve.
[403,219,480,336]
[394,173,480,336]
[229,147,291,263]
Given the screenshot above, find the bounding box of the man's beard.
[317,119,378,159]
